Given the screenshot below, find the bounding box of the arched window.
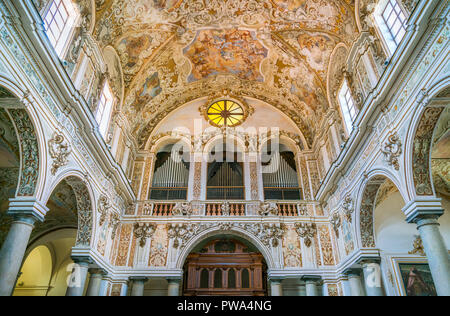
[149,143,190,200]
[200,269,209,289]
[95,81,114,138]
[338,80,358,135]
[214,269,223,288]
[374,0,407,55]
[228,269,236,289]
[207,142,244,200]
[241,268,250,288]
[43,0,79,58]
[262,142,302,200]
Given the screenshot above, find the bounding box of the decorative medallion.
[206,100,245,127]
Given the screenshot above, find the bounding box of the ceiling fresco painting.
[93,0,358,148]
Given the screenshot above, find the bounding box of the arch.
[42,171,96,248]
[176,227,275,270]
[404,78,450,199]
[147,133,193,154]
[355,169,406,249]
[0,77,45,200]
[258,133,303,156]
[203,133,247,157]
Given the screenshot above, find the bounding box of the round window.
[207,100,245,127]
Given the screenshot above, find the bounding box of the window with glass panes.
[381,0,406,48]
[338,80,357,134]
[95,82,114,138]
[43,0,77,57]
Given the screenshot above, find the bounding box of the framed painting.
[398,263,437,296]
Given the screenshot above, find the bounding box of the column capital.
[402,199,444,223]
[71,256,93,266]
[301,275,322,283]
[129,276,149,282]
[344,268,362,277]
[7,198,49,223]
[88,268,107,276]
[358,257,381,266]
[166,277,182,284]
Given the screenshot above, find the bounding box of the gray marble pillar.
[414,215,450,296]
[167,278,181,296]
[346,269,365,296]
[86,269,106,296]
[360,260,384,296]
[0,215,38,296]
[130,277,148,296]
[270,279,283,296]
[66,257,91,296]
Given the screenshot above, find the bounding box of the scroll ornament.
[330,211,341,238]
[98,195,111,226]
[134,223,157,247]
[49,133,71,175]
[109,212,120,240]
[295,222,317,248]
[342,195,354,223]
[381,133,402,171]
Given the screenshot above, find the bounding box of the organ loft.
[0,0,448,296]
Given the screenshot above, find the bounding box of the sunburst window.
[207,100,245,127]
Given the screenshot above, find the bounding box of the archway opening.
[183,235,267,296]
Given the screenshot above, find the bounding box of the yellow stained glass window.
[207,100,244,127]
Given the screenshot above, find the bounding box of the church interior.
[0,0,448,296]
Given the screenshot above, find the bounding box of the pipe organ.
[149,148,190,200]
[207,158,244,200]
[262,151,302,200]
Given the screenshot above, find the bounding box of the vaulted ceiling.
[94,0,358,148]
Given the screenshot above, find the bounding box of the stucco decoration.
[133,222,156,247]
[359,176,385,248]
[413,107,444,195]
[166,222,285,251]
[48,133,72,175]
[172,202,193,216]
[381,133,402,171]
[8,109,40,197]
[341,195,354,222]
[294,222,316,247]
[65,176,93,246]
[97,194,111,226]
[93,0,357,149]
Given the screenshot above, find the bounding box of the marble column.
[346,269,365,296]
[167,278,181,296]
[86,269,106,296]
[0,213,41,296]
[66,257,92,296]
[270,279,283,296]
[130,277,148,296]
[360,259,384,296]
[301,276,321,296]
[411,215,450,296]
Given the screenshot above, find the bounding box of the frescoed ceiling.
[93,0,358,148]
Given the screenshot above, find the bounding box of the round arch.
[176,227,276,271]
[354,169,406,249]
[404,77,450,199]
[41,170,96,248]
[0,75,46,200]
